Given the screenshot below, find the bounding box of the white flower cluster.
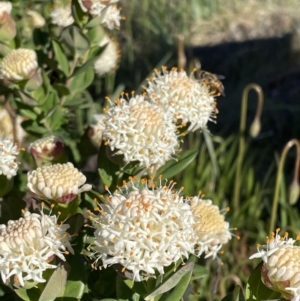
[91,67,220,168]
[78,0,121,30]
[27,162,92,203]
[94,35,121,76]
[250,230,300,301]
[89,180,231,281]
[0,137,19,179]
[97,95,179,168]
[50,5,74,27]
[0,211,73,287]
[146,67,217,132]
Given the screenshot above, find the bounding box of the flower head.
[50,5,74,27]
[0,48,38,81]
[0,107,26,144]
[191,197,232,258]
[100,94,179,168]
[250,230,300,301]
[0,2,12,21]
[89,179,196,281]
[0,137,19,179]
[0,211,73,287]
[27,162,92,203]
[100,5,121,30]
[78,0,121,29]
[94,35,121,76]
[145,67,218,132]
[28,135,65,162]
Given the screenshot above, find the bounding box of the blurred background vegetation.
[99,0,300,300]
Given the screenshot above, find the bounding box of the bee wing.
[216,74,225,80]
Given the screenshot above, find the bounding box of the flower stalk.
[269,139,300,235]
[233,83,264,216]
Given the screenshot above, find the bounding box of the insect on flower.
[194,68,225,97]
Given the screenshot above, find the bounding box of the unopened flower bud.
[0,2,12,24]
[27,162,92,203]
[250,230,300,301]
[289,179,300,205]
[29,135,65,165]
[27,10,45,28]
[250,118,261,138]
[0,48,38,81]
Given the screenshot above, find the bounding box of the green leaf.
[56,253,87,300]
[17,90,39,106]
[15,287,41,301]
[0,175,13,197]
[72,46,105,78]
[98,143,120,189]
[221,286,246,301]
[86,25,105,46]
[85,15,103,28]
[246,262,281,300]
[65,213,84,235]
[71,0,88,28]
[46,106,66,131]
[60,25,90,56]
[145,260,195,301]
[190,264,208,281]
[156,149,199,179]
[69,66,95,94]
[38,265,68,301]
[53,83,71,97]
[52,40,70,76]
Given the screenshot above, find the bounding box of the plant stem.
[233,84,263,217]
[269,139,300,235]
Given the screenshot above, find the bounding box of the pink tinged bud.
[0,49,38,81]
[29,136,65,162]
[0,2,12,25]
[81,0,93,11]
[0,15,16,41]
[57,193,76,204]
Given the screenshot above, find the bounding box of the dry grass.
[189,0,300,47]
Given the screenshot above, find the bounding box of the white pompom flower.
[145,67,218,132]
[50,5,74,27]
[0,211,74,287]
[100,94,179,168]
[94,35,121,76]
[89,179,197,281]
[0,137,19,179]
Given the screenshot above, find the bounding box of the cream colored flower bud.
[27,10,45,28]
[191,197,231,258]
[27,162,92,203]
[250,230,300,301]
[0,49,38,81]
[29,135,65,163]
